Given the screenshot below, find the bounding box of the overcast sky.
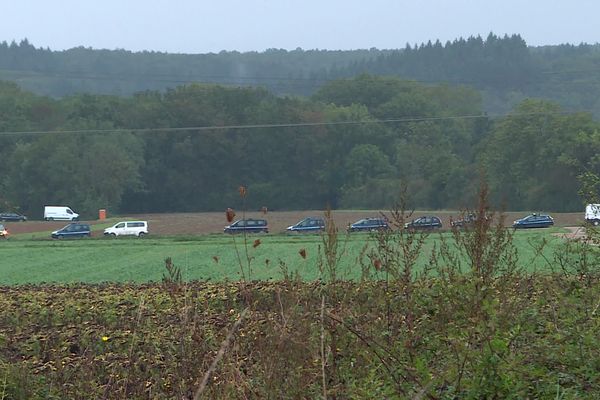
[1,0,599,53]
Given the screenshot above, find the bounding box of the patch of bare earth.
[2,211,585,237]
[556,226,588,241]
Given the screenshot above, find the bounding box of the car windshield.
[298,218,312,227]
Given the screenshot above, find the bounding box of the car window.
[116,223,125,228]
[246,220,256,226]
[67,209,73,214]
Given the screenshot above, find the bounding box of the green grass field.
[0,228,566,285]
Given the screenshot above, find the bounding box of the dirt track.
[3,210,585,237]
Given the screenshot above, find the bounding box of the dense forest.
[0,74,598,218]
[2,34,600,115]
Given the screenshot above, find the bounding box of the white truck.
[44,206,79,221]
[585,204,600,226]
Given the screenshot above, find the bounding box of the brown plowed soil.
[2,211,585,237]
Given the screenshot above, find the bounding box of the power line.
[0,110,581,137]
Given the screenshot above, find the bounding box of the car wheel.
[138,232,146,237]
[594,220,600,227]
[110,233,117,237]
[48,217,54,221]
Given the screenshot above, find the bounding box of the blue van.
[51,223,91,239]
[512,214,554,229]
[348,218,389,233]
[287,217,325,233]
[224,219,269,234]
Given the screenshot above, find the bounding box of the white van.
[104,221,148,237]
[44,206,79,221]
[585,204,600,226]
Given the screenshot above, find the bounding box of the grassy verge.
[0,228,565,284]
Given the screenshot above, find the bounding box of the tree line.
[2,34,600,116]
[0,75,598,218]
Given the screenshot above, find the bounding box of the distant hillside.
[0,39,381,97]
[1,34,600,115]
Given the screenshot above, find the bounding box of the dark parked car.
[224,219,269,234]
[287,217,325,233]
[404,216,442,230]
[0,212,27,222]
[51,223,91,239]
[0,224,8,239]
[512,214,554,229]
[348,218,389,233]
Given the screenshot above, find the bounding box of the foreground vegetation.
[2,274,600,398]
[2,194,600,398]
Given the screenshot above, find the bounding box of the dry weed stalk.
[193,308,249,400]
[320,294,327,400]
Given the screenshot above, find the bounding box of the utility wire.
[0,110,582,137]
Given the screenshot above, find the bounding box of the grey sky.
[1,0,598,53]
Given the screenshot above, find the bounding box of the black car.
[224,219,269,234]
[51,223,91,239]
[512,214,554,229]
[348,218,389,233]
[404,216,442,230]
[0,212,27,222]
